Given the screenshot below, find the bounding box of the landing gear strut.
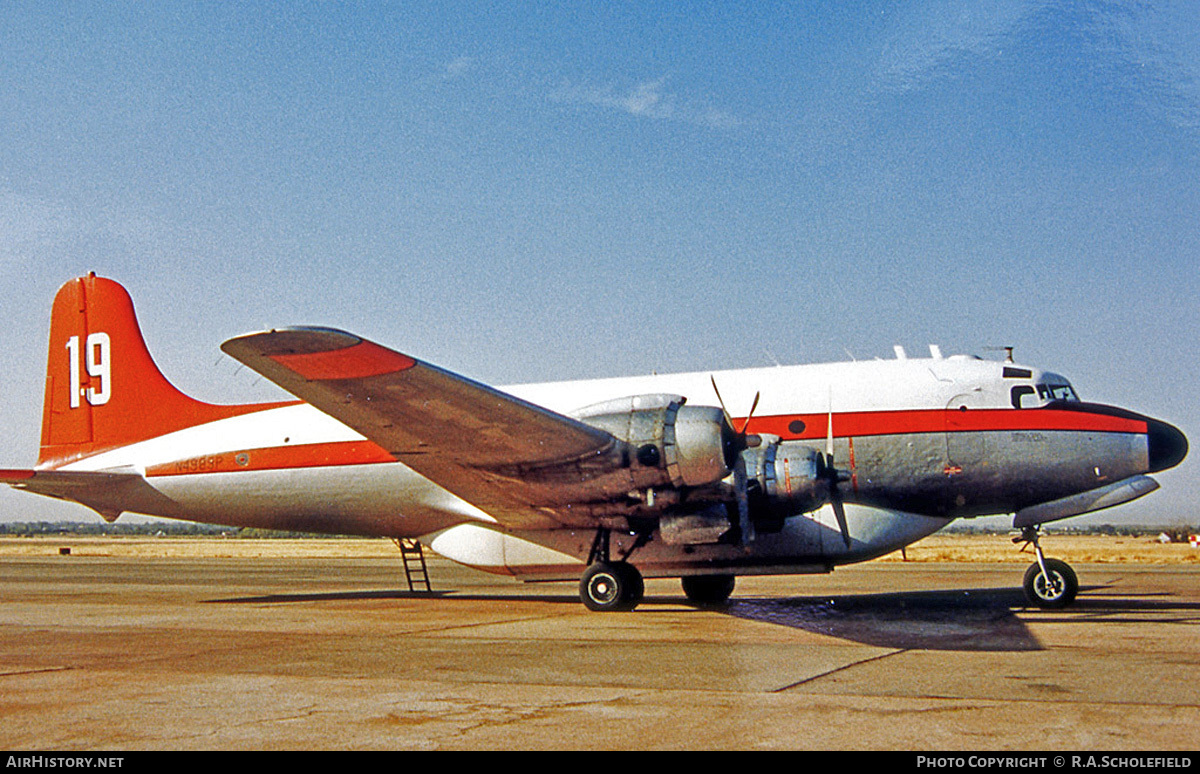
[1016,526,1078,608]
[579,529,645,612]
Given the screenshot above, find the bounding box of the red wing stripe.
[270,341,416,380]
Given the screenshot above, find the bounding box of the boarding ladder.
[392,538,432,593]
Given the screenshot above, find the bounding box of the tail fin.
[38,274,277,467]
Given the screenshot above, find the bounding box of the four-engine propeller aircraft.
[1,275,1188,611]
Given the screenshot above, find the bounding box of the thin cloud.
[870,2,1200,130]
[872,0,1041,94]
[1086,3,1200,131]
[551,76,741,129]
[443,56,474,80]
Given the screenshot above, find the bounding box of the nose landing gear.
[1016,526,1079,608]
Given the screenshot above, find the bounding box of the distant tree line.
[1,520,1193,539]
[946,522,1197,537]
[0,521,362,539]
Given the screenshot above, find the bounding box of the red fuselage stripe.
[745,407,1146,441]
[145,440,395,478]
[142,407,1147,478]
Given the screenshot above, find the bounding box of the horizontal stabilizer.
[0,468,176,522]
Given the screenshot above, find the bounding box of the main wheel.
[618,562,644,605]
[580,562,643,612]
[1023,558,1078,608]
[681,574,736,607]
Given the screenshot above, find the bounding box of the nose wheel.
[1016,527,1078,608]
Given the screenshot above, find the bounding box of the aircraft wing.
[220,327,620,530]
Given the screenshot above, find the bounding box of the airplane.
[0,274,1188,611]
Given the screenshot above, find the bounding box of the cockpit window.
[1036,382,1079,402]
[1012,381,1080,408]
[1011,385,1037,408]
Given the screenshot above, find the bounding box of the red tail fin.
[38,274,278,467]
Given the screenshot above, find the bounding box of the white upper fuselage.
[58,352,1057,477]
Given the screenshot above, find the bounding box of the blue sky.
[1,2,1196,526]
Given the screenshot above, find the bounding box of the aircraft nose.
[1148,418,1188,473]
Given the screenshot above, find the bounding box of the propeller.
[711,376,763,546]
[822,397,853,549]
[710,377,846,547]
[710,376,762,457]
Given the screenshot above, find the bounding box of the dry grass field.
[0,532,1197,564]
[876,532,1200,564]
[0,535,398,559]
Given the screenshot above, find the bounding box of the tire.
[617,562,644,606]
[681,574,736,607]
[1023,558,1078,609]
[580,562,642,612]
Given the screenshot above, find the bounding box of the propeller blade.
[824,393,850,547]
[711,377,762,448]
[826,392,835,459]
[741,391,761,435]
[710,376,734,428]
[831,491,851,549]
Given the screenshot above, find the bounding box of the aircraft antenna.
[984,346,1015,363]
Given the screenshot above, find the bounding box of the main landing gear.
[579,530,646,612]
[1016,526,1079,609]
[681,574,736,607]
[578,529,741,611]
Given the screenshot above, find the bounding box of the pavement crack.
[0,666,74,677]
[773,649,909,692]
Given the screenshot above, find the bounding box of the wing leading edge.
[220,327,622,530]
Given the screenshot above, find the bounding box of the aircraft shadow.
[208,584,1200,653]
[1022,588,1200,623]
[211,586,1040,651]
[722,584,1200,651]
[723,587,1043,652]
[208,589,578,605]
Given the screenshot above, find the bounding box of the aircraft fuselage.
[43,350,1184,580]
[4,276,1187,610]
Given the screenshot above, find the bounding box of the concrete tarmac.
[1,540,1198,750]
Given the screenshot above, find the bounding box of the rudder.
[38,274,277,467]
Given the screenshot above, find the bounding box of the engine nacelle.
[741,435,830,517]
[574,394,735,489]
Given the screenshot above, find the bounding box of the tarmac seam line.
[0,665,74,677]
[771,648,909,693]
